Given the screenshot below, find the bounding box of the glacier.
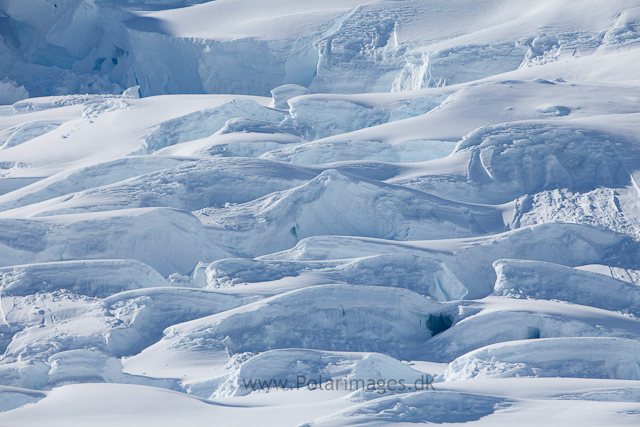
[2,0,640,426]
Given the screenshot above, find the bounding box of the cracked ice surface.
[2,1,640,426]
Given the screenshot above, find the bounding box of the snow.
[2,0,640,425]
[493,259,640,316]
[204,253,469,302]
[142,99,286,153]
[0,387,46,413]
[194,169,509,257]
[0,158,318,217]
[1,122,59,150]
[0,208,232,275]
[269,84,310,109]
[424,296,640,362]
[259,223,638,299]
[0,156,187,212]
[305,390,511,426]
[0,259,169,298]
[440,337,640,381]
[209,349,425,398]
[123,284,457,381]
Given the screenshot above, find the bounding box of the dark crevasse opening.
[427,313,454,336]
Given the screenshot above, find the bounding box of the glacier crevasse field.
[2,0,640,425]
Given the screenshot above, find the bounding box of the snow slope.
[2,0,640,425]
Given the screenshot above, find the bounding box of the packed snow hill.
[2,0,640,425]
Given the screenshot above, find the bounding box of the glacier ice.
[302,390,510,426]
[0,158,318,217]
[0,208,231,275]
[0,156,187,212]
[142,99,286,153]
[393,42,528,91]
[425,298,640,362]
[206,349,425,398]
[440,337,640,381]
[493,259,640,316]
[125,284,457,374]
[205,253,468,302]
[0,79,28,105]
[0,259,168,298]
[261,138,457,165]
[261,223,639,299]
[269,84,310,109]
[456,123,631,201]
[194,169,508,257]
[0,387,45,413]
[1,122,59,150]
[2,0,640,425]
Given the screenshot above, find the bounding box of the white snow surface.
[2,0,640,425]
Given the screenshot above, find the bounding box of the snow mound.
[456,123,630,200]
[0,156,186,212]
[46,348,179,390]
[3,158,318,217]
[440,338,640,381]
[207,349,425,398]
[264,223,638,299]
[102,288,250,357]
[0,208,231,275]
[205,254,468,301]
[0,387,46,413]
[426,301,640,362]
[261,138,457,164]
[194,169,507,257]
[493,259,640,316]
[539,105,571,116]
[302,391,510,426]
[121,86,141,99]
[127,284,457,374]
[0,259,168,298]
[1,122,59,150]
[142,100,285,153]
